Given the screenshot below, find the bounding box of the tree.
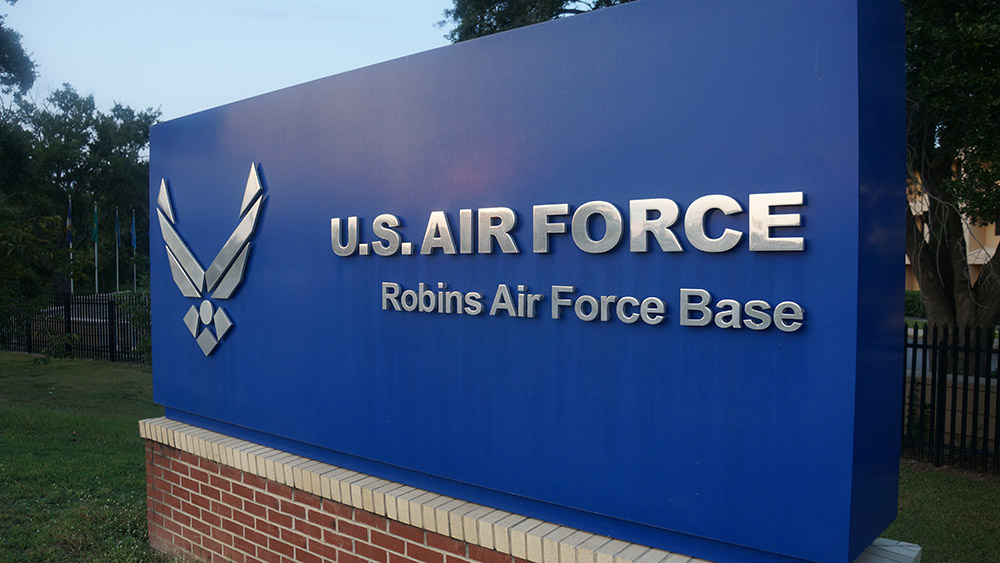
[21,84,160,293]
[0,1,34,97]
[904,0,1000,328]
[441,0,634,42]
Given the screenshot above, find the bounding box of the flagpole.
[132,209,137,292]
[68,194,74,296]
[115,206,120,292]
[93,202,99,295]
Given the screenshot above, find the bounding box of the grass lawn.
[886,459,1000,562]
[1,351,999,562]
[0,352,167,562]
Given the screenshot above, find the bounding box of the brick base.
[142,418,919,563]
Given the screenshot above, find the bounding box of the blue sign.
[149,1,904,562]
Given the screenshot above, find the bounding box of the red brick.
[390,521,424,544]
[323,499,353,519]
[389,552,422,563]
[163,517,182,535]
[269,508,293,529]
[448,556,471,563]
[153,476,170,494]
[172,510,190,527]
[233,508,256,527]
[202,535,223,555]
[191,492,212,511]
[171,483,191,502]
[513,557,532,563]
[469,545,511,563]
[163,469,181,485]
[280,499,306,519]
[221,491,243,510]
[212,526,234,546]
[244,473,267,489]
[201,483,222,501]
[296,547,324,563]
[267,480,294,500]
[181,526,202,544]
[245,527,269,548]
[355,511,388,531]
[234,535,257,557]
[180,500,201,519]
[212,500,234,519]
[257,518,281,539]
[173,534,192,552]
[210,474,232,492]
[191,517,211,535]
[407,542,445,563]
[245,501,268,518]
[200,458,221,474]
[294,489,322,509]
[295,518,323,540]
[181,476,200,492]
[338,520,369,542]
[270,537,295,558]
[223,545,247,563]
[427,532,466,557]
[203,511,222,528]
[148,463,162,478]
[223,517,244,536]
[308,509,335,528]
[163,493,182,510]
[281,527,309,549]
[371,530,406,554]
[357,541,389,563]
[232,482,256,501]
[259,547,282,563]
[171,458,191,476]
[342,549,372,563]
[323,529,354,550]
[146,447,154,461]
[221,464,241,480]
[256,490,281,510]
[190,467,209,484]
[308,538,339,561]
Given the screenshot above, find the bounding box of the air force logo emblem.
[156,163,266,356]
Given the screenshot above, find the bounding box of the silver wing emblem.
[157,163,266,355]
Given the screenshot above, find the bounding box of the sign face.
[150,2,904,562]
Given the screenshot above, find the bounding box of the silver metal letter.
[421,211,458,255]
[684,195,743,252]
[372,214,402,256]
[749,192,805,251]
[532,204,569,253]
[551,285,575,319]
[774,301,804,332]
[572,201,622,254]
[478,208,519,254]
[679,288,712,326]
[331,217,359,257]
[629,199,682,252]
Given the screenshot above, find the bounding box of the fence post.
[63,293,72,357]
[933,325,949,467]
[23,315,32,354]
[107,298,117,362]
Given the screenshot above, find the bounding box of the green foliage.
[905,1,1000,226]
[116,291,152,364]
[0,12,35,96]
[442,0,634,42]
[0,352,168,562]
[905,290,927,318]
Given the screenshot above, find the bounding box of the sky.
[5,0,454,122]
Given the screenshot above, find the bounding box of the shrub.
[905,290,926,318]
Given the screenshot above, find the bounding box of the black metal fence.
[0,292,150,363]
[902,324,1000,473]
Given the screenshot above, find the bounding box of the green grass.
[886,459,1000,562]
[1,352,998,562]
[0,352,167,562]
